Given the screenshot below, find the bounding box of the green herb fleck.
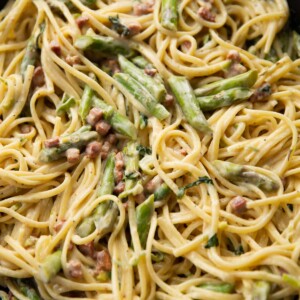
[109,16,130,37]
[177,176,213,198]
[205,233,219,248]
[136,145,152,157]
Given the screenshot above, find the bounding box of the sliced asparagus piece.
[168,76,212,134]
[77,153,116,237]
[92,96,137,139]
[199,282,234,294]
[75,35,133,57]
[39,130,98,163]
[38,250,62,283]
[161,0,179,31]
[213,160,279,192]
[119,142,143,199]
[20,36,39,78]
[56,93,76,116]
[131,56,153,69]
[17,279,41,300]
[251,281,271,300]
[194,70,258,97]
[118,55,166,102]
[136,194,154,248]
[114,73,170,120]
[196,87,253,111]
[79,76,95,122]
[154,183,171,201]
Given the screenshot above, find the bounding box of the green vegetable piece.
[132,56,153,69]
[39,250,62,283]
[92,96,137,139]
[251,281,271,300]
[118,55,167,102]
[56,93,76,116]
[109,16,130,37]
[74,35,133,57]
[114,73,170,120]
[196,87,253,111]
[17,279,41,300]
[177,176,213,198]
[168,76,212,134]
[161,0,179,31]
[205,233,219,248]
[213,160,279,192]
[194,70,258,97]
[293,31,300,58]
[136,145,152,157]
[282,274,300,289]
[151,251,165,262]
[79,81,94,122]
[199,282,234,294]
[154,183,171,201]
[136,194,155,248]
[39,130,98,163]
[139,114,148,129]
[20,37,39,78]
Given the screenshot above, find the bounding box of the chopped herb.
[109,16,130,37]
[177,176,213,198]
[136,145,152,157]
[139,114,148,129]
[151,251,164,262]
[235,245,244,255]
[124,171,140,180]
[205,233,219,248]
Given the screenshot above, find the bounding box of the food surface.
[0,0,299,299]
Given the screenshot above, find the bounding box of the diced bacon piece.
[226,50,241,63]
[182,40,192,50]
[85,141,102,159]
[96,250,112,272]
[67,260,83,278]
[76,15,89,29]
[113,181,125,195]
[49,40,61,56]
[225,63,247,78]
[134,193,145,204]
[44,137,60,148]
[145,176,162,194]
[231,196,247,214]
[20,124,32,134]
[86,107,103,126]
[32,66,45,87]
[133,2,154,16]
[106,134,117,145]
[78,242,95,258]
[164,94,174,107]
[114,152,124,183]
[95,120,111,136]
[144,68,157,77]
[65,55,81,66]
[127,21,142,35]
[66,148,80,163]
[106,59,120,75]
[198,7,215,22]
[54,219,65,232]
[100,141,112,160]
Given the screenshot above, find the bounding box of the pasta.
[0,0,300,299]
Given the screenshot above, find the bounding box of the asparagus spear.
[132,56,153,69]
[136,194,154,248]
[161,0,179,31]
[38,250,62,283]
[199,282,234,294]
[17,279,41,300]
[20,36,39,78]
[75,35,133,57]
[79,80,95,122]
[194,70,258,97]
[154,183,171,201]
[213,160,279,192]
[114,73,170,120]
[56,93,76,116]
[119,142,143,199]
[39,130,98,163]
[168,76,212,134]
[77,153,117,237]
[118,55,166,102]
[92,96,137,139]
[196,87,253,111]
[251,281,271,300]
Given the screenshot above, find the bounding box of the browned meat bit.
[106,59,121,75]
[32,66,45,87]
[67,260,83,278]
[144,68,157,77]
[86,107,103,126]
[65,55,81,66]
[66,148,81,163]
[100,141,112,160]
[134,193,145,204]
[180,148,187,156]
[231,196,247,214]
[44,137,60,148]
[78,242,95,258]
[96,250,112,272]
[114,152,124,183]
[76,15,89,29]
[226,50,241,64]
[54,219,65,232]
[225,63,247,78]
[145,175,163,194]
[164,94,174,107]
[49,40,61,56]
[250,83,272,102]
[198,7,215,22]
[133,2,154,16]
[127,21,142,35]
[113,181,125,195]
[106,134,117,145]
[86,141,102,159]
[95,120,111,136]
[182,40,192,51]
[20,124,32,134]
